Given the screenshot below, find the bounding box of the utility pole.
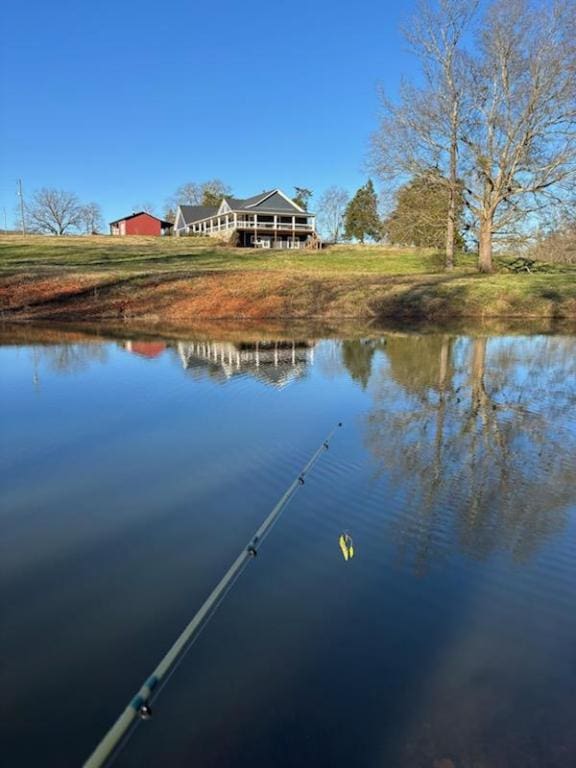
[17,179,26,235]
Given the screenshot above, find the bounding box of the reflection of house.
[123,341,166,359]
[177,340,315,389]
[173,189,317,249]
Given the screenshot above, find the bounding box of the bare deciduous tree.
[168,179,232,209]
[79,202,104,234]
[461,0,576,271]
[530,214,576,264]
[371,0,479,269]
[25,188,83,235]
[132,201,156,215]
[317,186,350,241]
[163,207,177,224]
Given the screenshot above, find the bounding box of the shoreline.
[2,269,576,323]
[2,236,575,324]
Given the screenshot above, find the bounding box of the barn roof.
[109,211,173,226]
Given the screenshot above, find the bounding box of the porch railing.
[190,220,314,234]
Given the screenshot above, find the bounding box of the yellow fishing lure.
[339,533,355,561]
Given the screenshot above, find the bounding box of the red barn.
[109,212,173,237]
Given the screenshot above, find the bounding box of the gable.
[110,211,172,226]
[247,191,302,213]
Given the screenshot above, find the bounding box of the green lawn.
[0,235,475,275]
[1,235,575,321]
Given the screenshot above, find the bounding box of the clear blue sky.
[0,0,415,227]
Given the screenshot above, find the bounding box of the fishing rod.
[84,422,343,768]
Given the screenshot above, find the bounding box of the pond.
[2,323,576,767]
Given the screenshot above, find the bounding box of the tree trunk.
[478,214,493,273]
[445,187,455,271]
[445,126,458,271]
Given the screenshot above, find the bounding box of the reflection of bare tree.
[32,344,108,375]
[363,334,576,571]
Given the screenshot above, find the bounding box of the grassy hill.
[1,235,575,322]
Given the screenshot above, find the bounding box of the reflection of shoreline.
[3,315,575,350]
[177,340,315,389]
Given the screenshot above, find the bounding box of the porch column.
[233,212,238,229]
[210,219,214,234]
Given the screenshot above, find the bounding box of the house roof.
[109,211,173,226]
[233,191,275,207]
[178,205,219,225]
[177,189,310,225]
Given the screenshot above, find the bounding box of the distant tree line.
[529,214,576,265]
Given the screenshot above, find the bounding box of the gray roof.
[177,190,311,225]
[178,205,219,225]
[229,190,306,213]
[235,191,274,207]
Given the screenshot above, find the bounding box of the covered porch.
[238,231,311,249]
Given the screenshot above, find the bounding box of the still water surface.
[2,325,576,767]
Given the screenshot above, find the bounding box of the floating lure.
[339,532,354,561]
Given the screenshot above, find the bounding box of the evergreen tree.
[384,170,465,250]
[293,187,313,210]
[341,339,386,389]
[343,180,381,243]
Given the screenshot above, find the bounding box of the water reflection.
[122,340,167,359]
[2,324,576,768]
[21,329,576,570]
[341,338,387,389]
[30,341,108,373]
[361,334,576,570]
[177,339,315,389]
